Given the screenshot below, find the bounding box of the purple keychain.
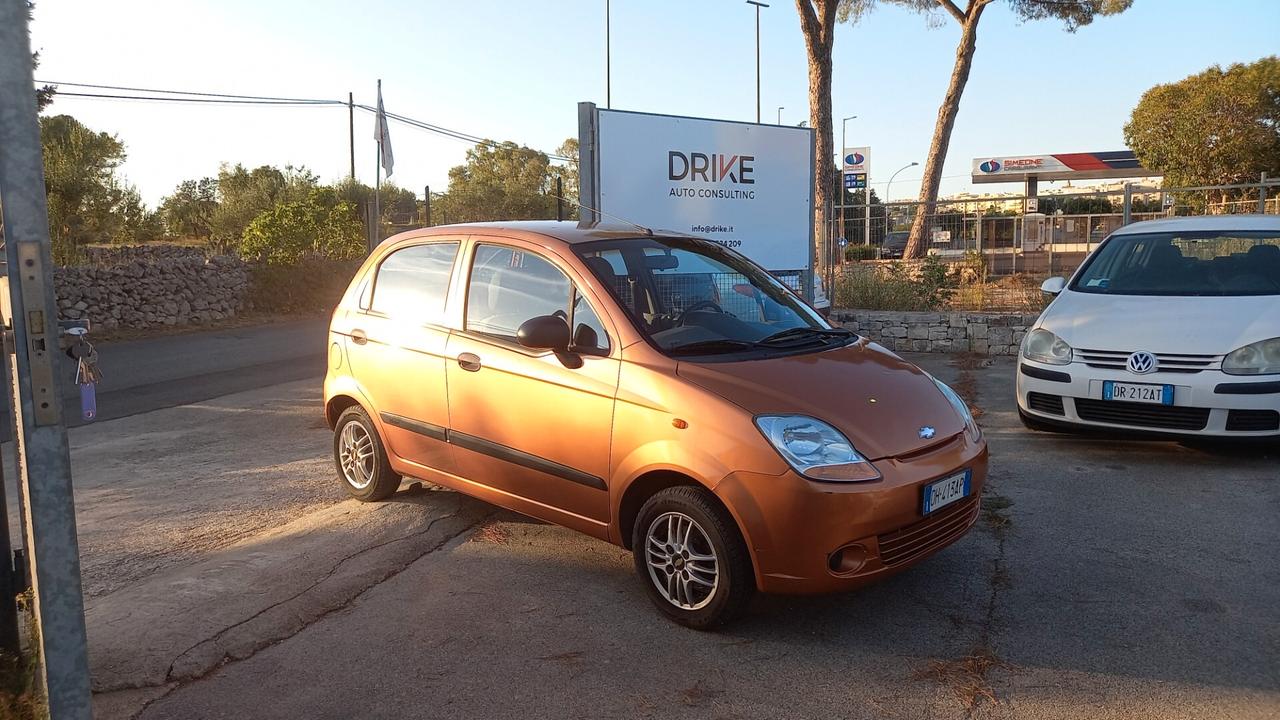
[67,328,101,422]
[79,376,97,421]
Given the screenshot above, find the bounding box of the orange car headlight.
[754,415,880,482]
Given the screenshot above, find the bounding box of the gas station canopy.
[971,151,1158,184]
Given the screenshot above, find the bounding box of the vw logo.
[1126,351,1158,375]
[845,152,865,166]
[979,159,1001,173]
[918,426,936,440]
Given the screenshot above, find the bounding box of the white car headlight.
[755,415,880,482]
[1223,337,1280,376]
[1021,328,1072,366]
[932,377,982,442]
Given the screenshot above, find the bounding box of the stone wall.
[54,246,250,331]
[833,310,1041,355]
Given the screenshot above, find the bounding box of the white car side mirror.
[1040,276,1067,296]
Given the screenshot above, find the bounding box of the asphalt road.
[2,317,329,439]
[122,353,1278,720]
[2,317,329,556]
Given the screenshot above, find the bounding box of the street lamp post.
[605,0,611,108]
[776,106,784,125]
[885,161,919,234]
[747,1,768,123]
[839,115,856,247]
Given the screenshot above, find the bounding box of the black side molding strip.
[1214,380,1280,395]
[449,430,608,491]
[1020,363,1072,384]
[379,412,448,441]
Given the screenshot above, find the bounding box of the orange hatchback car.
[324,222,988,628]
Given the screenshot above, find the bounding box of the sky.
[29,0,1280,207]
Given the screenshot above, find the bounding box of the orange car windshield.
[576,237,840,357]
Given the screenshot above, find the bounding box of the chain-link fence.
[825,179,1278,274]
[817,178,1280,311]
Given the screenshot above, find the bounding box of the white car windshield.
[576,236,844,357]
[1072,230,1280,296]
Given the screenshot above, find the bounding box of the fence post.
[1260,172,1268,214]
[0,6,94,715]
[1122,182,1133,225]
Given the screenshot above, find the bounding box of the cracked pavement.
[9,349,1275,719]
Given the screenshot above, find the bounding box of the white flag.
[374,85,394,177]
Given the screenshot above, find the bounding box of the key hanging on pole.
[65,328,100,422]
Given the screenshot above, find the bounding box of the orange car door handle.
[350,328,368,345]
[457,353,482,372]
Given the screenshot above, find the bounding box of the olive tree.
[1125,56,1280,204]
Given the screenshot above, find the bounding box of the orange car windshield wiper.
[756,327,854,347]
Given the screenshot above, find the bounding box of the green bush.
[917,253,953,306]
[248,255,363,314]
[835,256,958,311]
[844,245,878,262]
[835,265,935,311]
[239,192,365,266]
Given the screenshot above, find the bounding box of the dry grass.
[0,651,40,720]
[981,495,1014,537]
[948,353,988,420]
[947,274,1050,313]
[0,594,42,720]
[915,647,1012,711]
[835,266,936,311]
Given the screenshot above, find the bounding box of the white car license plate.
[922,469,971,516]
[1102,380,1173,406]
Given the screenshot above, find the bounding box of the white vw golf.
[1017,215,1280,439]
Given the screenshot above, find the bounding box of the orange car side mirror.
[517,315,571,352]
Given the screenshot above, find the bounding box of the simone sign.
[579,104,814,272]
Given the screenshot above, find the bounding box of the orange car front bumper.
[715,434,989,594]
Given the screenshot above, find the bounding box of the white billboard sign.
[843,146,869,173]
[582,106,814,272]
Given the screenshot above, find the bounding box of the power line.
[41,79,576,163]
[53,91,345,107]
[351,104,575,163]
[35,79,340,104]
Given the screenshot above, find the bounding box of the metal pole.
[840,117,847,246]
[886,162,917,206]
[776,106,783,125]
[747,2,768,123]
[1260,172,1268,214]
[1122,182,1133,225]
[755,4,760,123]
[864,158,871,249]
[424,185,431,227]
[578,102,601,224]
[0,287,16,657]
[373,82,381,249]
[556,177,564,221]
[0,6,93,717]
[348,92,355,180]
[0,382,17,654]
[605,0,611,109]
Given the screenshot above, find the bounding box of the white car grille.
[1073,348,1222,374]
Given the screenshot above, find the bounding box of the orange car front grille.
[877,495,980,568]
